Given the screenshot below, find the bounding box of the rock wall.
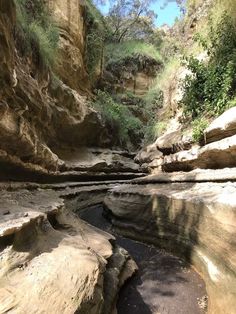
[104,106,236,314]
[47,0,90,93]
[104,181,236,314]
[102,55,162,96]
[0,0,112,178]
[136,103,236,173]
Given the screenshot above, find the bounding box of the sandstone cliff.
[0,0,118,180]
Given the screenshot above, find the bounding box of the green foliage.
[93,90,143,145]
[192,117,209,142]
[15,0,59,68]
[105,40,163,65]
[144,120,167,143]
[156,58,181,90]
[85,0,107,81]
[141,88,165,143]
[160,36,183,60]
[227,96,236,109]
[104,0,156,43]
[143,88,163,109]
[181,13,236,118]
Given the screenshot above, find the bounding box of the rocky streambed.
[0,180,208,314]
[78,204,207,314]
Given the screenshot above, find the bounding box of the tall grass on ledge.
[105,40,163,65]
[15,0,59,68]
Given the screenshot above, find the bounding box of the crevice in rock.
[0,233,14,251]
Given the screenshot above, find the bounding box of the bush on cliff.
[105,41,163,66]
[93,90,143,146]
[181,13,236,118]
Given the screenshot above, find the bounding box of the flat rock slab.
[133,168,236,183]
[79,205,207,314]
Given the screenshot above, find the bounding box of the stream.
[79,204,207,314]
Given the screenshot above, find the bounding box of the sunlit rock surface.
[163,134,236,172]
[204,106,236,144]
[0,183,137,313]
[104,182,236,314]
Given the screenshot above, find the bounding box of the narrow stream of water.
[79,204,207,314]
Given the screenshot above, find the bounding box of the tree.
[105,0,157,43]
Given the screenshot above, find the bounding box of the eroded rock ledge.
[104,181,236,314]
[0,183,137,313]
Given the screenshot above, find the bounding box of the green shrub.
[181,13,236,118]
[93,90,143,145]
[15,0,59,68]
[192,117,209,142]
[105,41,163,65]
[227,97,236,109]
[143,88,163,110]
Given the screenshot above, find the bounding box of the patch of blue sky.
[97,0,181,27]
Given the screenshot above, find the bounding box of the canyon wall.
[0,0,111,179]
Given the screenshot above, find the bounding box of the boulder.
[204,106,236,144]
[135,143,162,163]
[155,130,192,155]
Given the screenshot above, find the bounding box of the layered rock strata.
[136,106,236,174]
[1,0,143,179]
[0,148,144,183]
[104,181,236,314]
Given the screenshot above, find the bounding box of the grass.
[155,58,181,90]
[84,0,107,82]
[192,117,209,142]
[105,40,163,65]
[143,88,163,109]
[144,120,168,143]
[15,0,59,68]
[143,58,181,107]
[92,90,143,146]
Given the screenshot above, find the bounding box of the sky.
[97,0,181,27]
[151,1,181,26]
